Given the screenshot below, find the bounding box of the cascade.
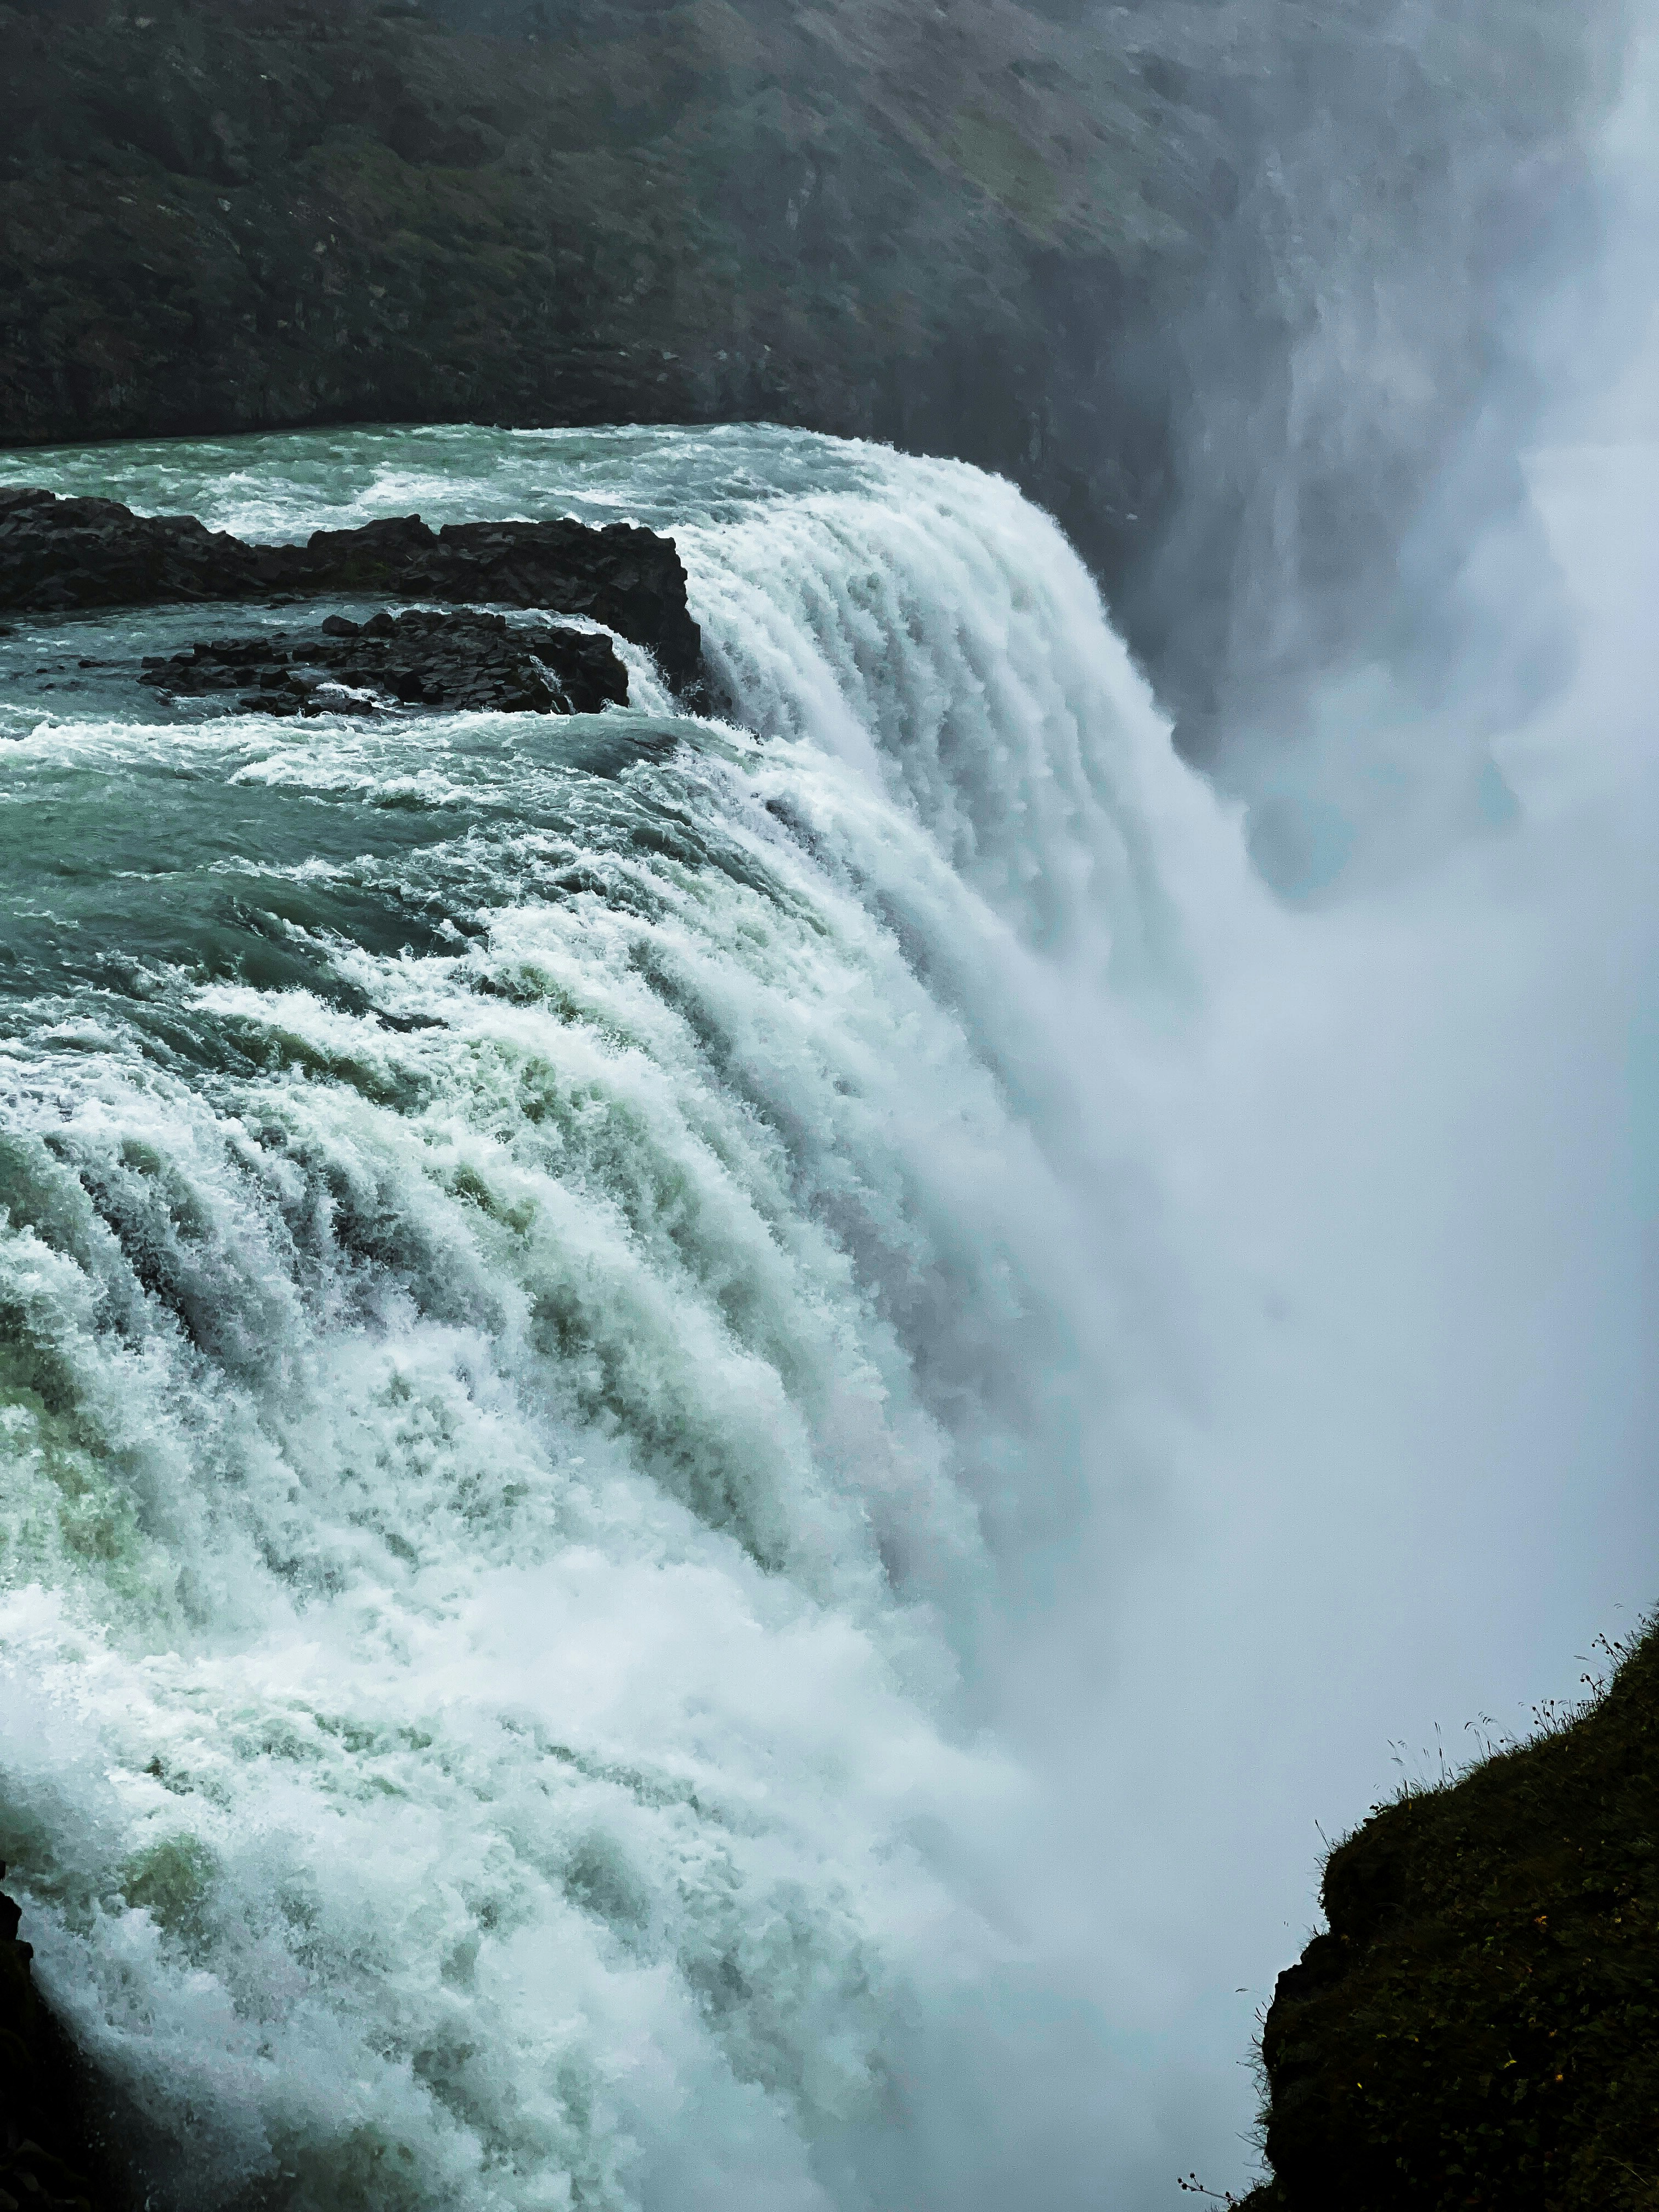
[0,427,1249,2210]
[0,408,1653,2210]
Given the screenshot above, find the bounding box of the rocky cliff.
[0,0,1613,737]
[1240,1620,1659,2212]
[0,0,1195,582]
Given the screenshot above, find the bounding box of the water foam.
[3,406,1651,2210]
[0,429,1244,2209]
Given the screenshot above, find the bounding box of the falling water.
[0,332,1654,2212]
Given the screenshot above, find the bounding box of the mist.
[921,12,1659,2202]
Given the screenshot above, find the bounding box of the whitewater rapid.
[0,427,1253,2210]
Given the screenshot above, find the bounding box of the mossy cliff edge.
[1242,1623,1659,2211]
[0,0,1205,594]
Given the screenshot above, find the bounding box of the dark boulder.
[139,606,629,717]
[0,489,701,692]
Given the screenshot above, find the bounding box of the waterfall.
[0,427,1247,2209]
[0,393,1654,2209]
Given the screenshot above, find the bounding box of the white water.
[0,428,1244,2208]
[2,161,1657,2211]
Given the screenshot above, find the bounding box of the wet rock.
[139,607,630,717]
[1,1867,124,2212]
[0,490,700,692]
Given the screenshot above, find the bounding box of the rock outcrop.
[139,606,629,716]
[1,1871,125,2212]
[0,489,699,690]
[1240,1621,1659,2212]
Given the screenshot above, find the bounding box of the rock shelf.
[0,490,701,693]
[139,607,629,718]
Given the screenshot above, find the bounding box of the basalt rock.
[139,606,629,717]
[0,489,700,691]
[1239,1620,1659,2212]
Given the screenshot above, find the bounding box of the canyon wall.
[0,0,1613,735]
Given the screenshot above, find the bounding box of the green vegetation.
[0,0,1187,518]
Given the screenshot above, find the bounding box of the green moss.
[942,106,1061,235]
[1247,1619,1659,2211]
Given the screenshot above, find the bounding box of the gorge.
[1,4,1656,2210]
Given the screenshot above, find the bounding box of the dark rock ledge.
[1,1869,127,2212]
[140,607,629,719]
[0,488,702,694]
[1237,1618,1659,2212]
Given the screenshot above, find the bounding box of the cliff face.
[1243,1623,1659,2212]
[0,0,1190,588]
[0,0,1611,735]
